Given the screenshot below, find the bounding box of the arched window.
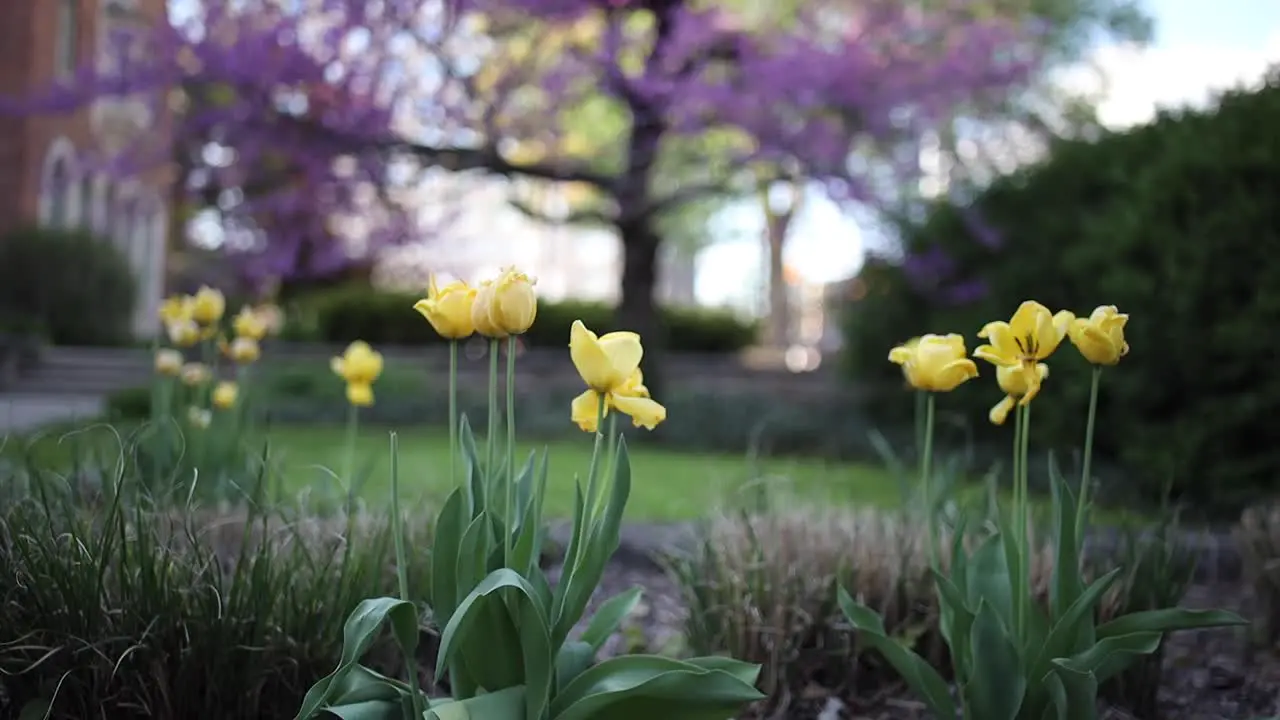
[55,0,79,78]
[39,138,79,227]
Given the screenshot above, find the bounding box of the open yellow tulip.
[232,306,269,341]
[887,334,979,393]
[332,341,384,406]
[973,301,1074,405]
[413,274,477,340]
[568,320,667,431]
[191,286,226,325]
[989,363,1050,425]
[1068,305,1129,366]
[158,294,194,324]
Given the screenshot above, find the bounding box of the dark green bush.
[296,285,758,353]
[842,69,1280,515]
[0,226,138,345]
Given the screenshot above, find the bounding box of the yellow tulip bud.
[166,319,200,347]
[888,334,979,393]
[191,286,226,325]
[232,306,268,341]
[187,406,212,429]
[412,275,477,339]
[470,280,505,338]
[346,382,374,407]
[489,268,538,335]
[1068,305,1129,366]
[331,341,383,386]
[225,336,261,364]
[154,349,183,376]
[180,362,211,386]
[212,381,238,410]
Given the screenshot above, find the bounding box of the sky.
[694,0,1280,308]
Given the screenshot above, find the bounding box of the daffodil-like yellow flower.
[166,319,200,347]
[412,274,477,339]
[989,362,1050,425]
[1068,305,1129,366]
[212,381,238,410]
[568,320,667,431]
[470,280,505,338]
[180,362,211,386]
[187,406,212,429]
[191,286,226,325]
[973,301,1074,405]
[232,306,268,341]
[887,334,979,392]
[154,349,183,376]
[489,268,538,336]
[159,295,194,324]
[220,336,261,364]
[331,341,383,407]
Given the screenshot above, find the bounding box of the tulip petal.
[571,389,606,432]
[412,299,433,319]
[989,395,1016,426]
[932,359,979,392]
[330,357,345,376]
[610,393,667,430]
[597,331,643,380]
[976,322,1019,362]
[888,345,914,365]
[569,321,620,391]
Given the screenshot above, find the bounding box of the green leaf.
[324,700,408,720]
[552,480,589,631]
[1059,631,1162,683]
[556,641,597,694]
[1049,457,1085,624]
[510,451,549,576]
[581,586,644,652]
[1044,661,1099,720]
[964,600,1025,720]
[967,532,1013,626]
[458,416,484,515]
[1095,608,1248,641]
[1032,568,1122,681]
[455,515,493,606]
[930,570,975,686]
[838,586,956,720]
[430,489,467,627]
[550,654,765,720]
[295,598,419,720]
[423,686,525,720]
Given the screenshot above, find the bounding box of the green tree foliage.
[842,68,1280,515]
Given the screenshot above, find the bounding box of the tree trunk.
[765,208,793,349]
[616,218,665,399]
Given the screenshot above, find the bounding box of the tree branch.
[507,196,613,226]
[388,139,616,188]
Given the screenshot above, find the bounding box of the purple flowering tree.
[21,0,1045,369]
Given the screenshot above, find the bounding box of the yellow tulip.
[346,382,374,407]
[187,406,212,429]
[154,349,183,376]
[254,304,285,336]
[972,301,1073,405]
[191,286,226,324]
[470,280,506,338]
[331,341,384,386]
[180,362,211,386]
[887,333,979,393]
[166,318,200,347]
[489,268,538,335]
[232,306,268,341]
[1068,305,1129,366]
[988,363,1050,426]
[159,294,194,324]
[568,320,667,431]
[220,336,261,364]
[412,274,477,339]
[212,381,238,410]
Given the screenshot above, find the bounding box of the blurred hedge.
[841,69,1280,516]
[284,285,759,353]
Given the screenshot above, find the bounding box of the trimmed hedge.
[841,69,1280,516]
[286,285,759,353]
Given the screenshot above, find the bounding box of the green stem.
[448,341,458,487]
[574,394,610,571]
[1076,366,1103,538]
[486,338,500,501]
[1014,402,1033,639]
[504,336,517,565]
[388,432,427,720]
[340,403,360,573]
[921,392,937,566]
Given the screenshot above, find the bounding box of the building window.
[55,0,79,78]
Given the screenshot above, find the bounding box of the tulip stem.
[448,341,458,488]
[340,403,360,575]
[388,432,427,720]
[584,395,609,524]
[1076,366,1103,539]
[921,392,937,566]
[504,336,517,564]
[486,339,499,503]
[1014,402,1032,639]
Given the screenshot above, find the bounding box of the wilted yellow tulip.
[470,280,505,338]
[887,334,979,393]
[331,341,383,385]
[212,381,238,409]
[191,286,226,324]
[489,268,538,335]
[180,362,211,386]
[568,320,667,431]
[187,406,212,429]
[973,301,1073,404]
[232,306,268,341]
[154,349,183,376]
[159,295,194,324]
[989,362,1050,425]
[221,336,261,364]
[166,319,200,347]
[1068,305,1129,366]
[412,274,477,339]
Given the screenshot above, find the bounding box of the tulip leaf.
[1095,608,1248,641]
[510,450,548,576]
[458,417,484,515]
[324,700,408,720]
[295,598,419,720]
[556,641,597,694]
[430,489,467,625]
[930,570,975,686]
[1032,568,1122,680]
[966,532,1013,627]
[551,480,588,634]
[1044,661,1099,720]
[837,586,956,720]
[550,654,765,720]
[424,686,526,720]
[964,600,1025,720]
[581,585,644,652]
[1049,457,1085,623]
[1059,631,1162,683]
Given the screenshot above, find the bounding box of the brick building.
[0,0,172,337]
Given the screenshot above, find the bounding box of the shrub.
[842,70,1280,514]
[298,284,759,353]
[1237,501,1280,651]
[0,226,138,346]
